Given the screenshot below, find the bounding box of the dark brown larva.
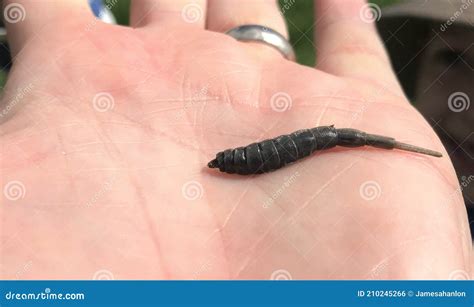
[207,125,442,175]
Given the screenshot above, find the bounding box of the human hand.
[1,0,471,279]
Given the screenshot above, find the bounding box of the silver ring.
[226,25,295,61]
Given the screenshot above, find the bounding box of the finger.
[314,0,399,85]
[3,0,92,57]
[207,0,287,35]
[130,0,207,28]
[206,0,288,58]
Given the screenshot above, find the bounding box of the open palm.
[1,0,471,279]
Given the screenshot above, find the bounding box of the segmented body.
[211,126,340,175]
[208,125,441,175]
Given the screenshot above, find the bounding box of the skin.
[0,0,472,279]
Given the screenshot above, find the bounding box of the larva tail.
[393,142,443,157]
[364,132,442,157]
[337,128,443,158]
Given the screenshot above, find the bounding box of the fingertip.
[3,0,94,57]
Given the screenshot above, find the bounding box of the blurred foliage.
[0,70,6,89]
[112,0,130,25]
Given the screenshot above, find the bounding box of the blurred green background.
[0,0,399,88]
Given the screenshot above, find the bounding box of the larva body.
[207,125,442,175]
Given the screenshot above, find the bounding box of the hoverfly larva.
[207,125,442,175]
